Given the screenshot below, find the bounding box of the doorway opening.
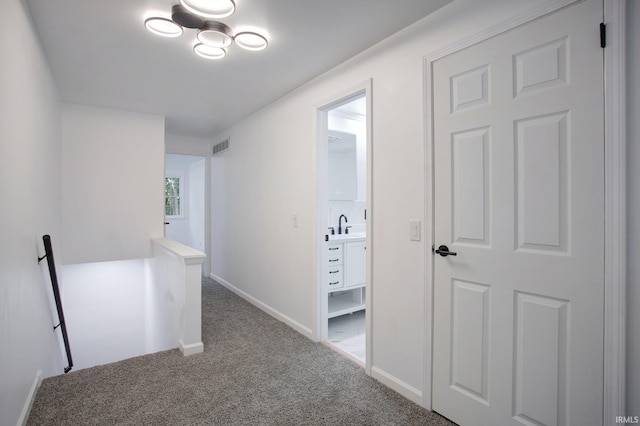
[316,81,372,371]
[165,154,207,270]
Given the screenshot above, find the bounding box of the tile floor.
[328,309,366,364]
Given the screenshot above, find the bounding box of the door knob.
[434,245,457,257]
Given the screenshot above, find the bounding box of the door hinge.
[600,22,606,48]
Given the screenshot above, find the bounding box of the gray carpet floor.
[27,277,456,425]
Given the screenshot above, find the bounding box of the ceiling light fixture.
[144,17,183,38]
[193,43,226,60]
[144,3,267,60]
[234,32,268,51]
[197,21,233,48]
[179,0,236,19]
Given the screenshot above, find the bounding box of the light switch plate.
[410,220,421,241]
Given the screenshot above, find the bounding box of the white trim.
[313,103,329,343]
[313,79,374,376]
[152,237,206,265]
[424,0,581,64]
[603,0,627,421]
[371,366,423,406]
[423,57,434,411]
[210,273,314,339]
[17,369,42,426]
[179,339,204,356]
[423,0,625,414]
[364,83,373,378]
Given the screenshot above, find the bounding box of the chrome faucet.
[338,214,348,234]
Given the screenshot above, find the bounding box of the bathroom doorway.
[316,81,372,371]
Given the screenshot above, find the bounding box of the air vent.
[212,138,229,155]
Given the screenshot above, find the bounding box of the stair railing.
[38,234,73,373]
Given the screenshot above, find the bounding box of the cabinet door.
[345,241,366,287]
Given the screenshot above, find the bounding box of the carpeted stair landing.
[27,278,455,425]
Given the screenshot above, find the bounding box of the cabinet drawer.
[327,266,344,290]
[327,244,343,255]
[327,244,343,266]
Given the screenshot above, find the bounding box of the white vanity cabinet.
[344,241,366,287]
[327,238,366,318]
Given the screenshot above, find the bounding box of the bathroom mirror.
[328,130,357,201]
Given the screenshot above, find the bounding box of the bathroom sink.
[328,232,366,241]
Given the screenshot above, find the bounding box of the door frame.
[313,79,373,374]
[422,0,627,418]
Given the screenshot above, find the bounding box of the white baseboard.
[210,273,313,339]
[17,369,43,426]
[179,339,204,356]
[371,366,423,407]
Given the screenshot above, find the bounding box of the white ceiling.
[26,0,450,139]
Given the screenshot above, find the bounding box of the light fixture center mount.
[171,4,203,29]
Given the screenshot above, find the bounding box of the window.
[165,176,183,217]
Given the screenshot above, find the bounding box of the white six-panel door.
[432,1,604,425]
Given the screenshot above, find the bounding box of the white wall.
[328,114,366,232]
[0,0,64,424]
[627,0,640,416]
[166,133,212,157]
[59,260,148,370]
[61,104,165,264]
[329,114,366,202]
[149,239,205,355]
[210,0,551,401]
[188,159,206,253]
